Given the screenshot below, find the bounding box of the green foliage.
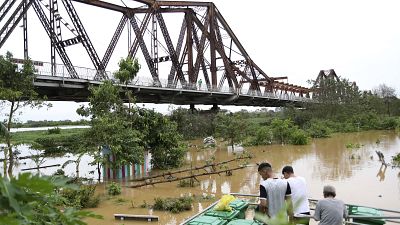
[345,143,362,149]
[107,182,122,196]
[392,153,400,167]
[60,184,100,209]
[11,119,89,128]
[0,52,38,101]
[33,132,85,156]
[0,128,86,146]
[153,196,193,213]
[245,126,272,146]
[138,109,187,169]
[306,120,332,138]
[290,129,309,145]
[177,178,199,187]
[0,173,102,224]
[270,118,295,144]
[215,113,247,149]
[1,52,50,176]
[47,127,61,134]
[170,108,216,139]
[114,57,140,85]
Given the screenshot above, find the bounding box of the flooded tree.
[77,80,145,181]
[77,58,186,179]
[374,83,397,116]
[215,112,247,150]
[0,52,50,177]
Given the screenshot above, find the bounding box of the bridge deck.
[34,75,312,107]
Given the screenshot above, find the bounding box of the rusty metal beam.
[129,15,160,84]
[191,12,239,89]
[128,12,151,58]
[156,12,187,86]
[156,1,212,7]
[192,16,211,90]
[71,0,128,13]
[186,13,194,84]
[168,17,186,86]
[129,7,191,13]
[209,4,217,89]
[192,9,209,83]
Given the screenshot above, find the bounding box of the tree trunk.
[231,139,234,151]
[7,101,15,177]
[97,161,101,182]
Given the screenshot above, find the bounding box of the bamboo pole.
[127,165,247,188]
[128,155,251,182]
[21,164,61,171]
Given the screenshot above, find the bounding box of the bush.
[290,129,309,145]
[250,126,273,146]
[60,184,100,209]
[178,178,199,187]
[47,127,61,134]
[378,117,398,130]
[392,153,400,167]
[153,196,193,213]
[306,121,332,138]
[107,182,122,196]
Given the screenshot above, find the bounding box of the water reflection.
[376,164,387,181]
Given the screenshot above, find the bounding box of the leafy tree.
[77,81,144,181]
[215,113,247,150]
[374,83,397,116]
[270,118,294,144]
[134,109,186,169]
[308,76,361,120]
[114,57,140,110]
[114,57,140,85]
[290,129,309,145]
[169,108,216,139]
[0,52,50,177]
[0,173,101,224]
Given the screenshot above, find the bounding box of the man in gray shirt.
[314,185,347,225]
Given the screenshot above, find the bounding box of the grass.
[0,128,87,145]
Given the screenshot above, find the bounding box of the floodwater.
[87,130,400,225]
[2,130,400,224]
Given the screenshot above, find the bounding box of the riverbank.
[0,127,87,145]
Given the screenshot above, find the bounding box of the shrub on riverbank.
[107,182,122,196]
[47,127,61,134]
[153,196,193,213]
[290,129,309,145]
[392,153,400,167]
[60,184,100,209]
[306,120,332,138]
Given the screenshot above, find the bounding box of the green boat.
[180,194,400,225]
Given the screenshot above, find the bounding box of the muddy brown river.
[84,130,400,225]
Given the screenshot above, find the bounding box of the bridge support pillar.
[190,103,196,114]
[211,104,220,112]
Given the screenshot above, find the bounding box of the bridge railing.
[34,62,313,103]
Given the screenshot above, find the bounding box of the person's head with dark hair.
[258,162,273,180]
[282,165,294,179]
[323,185,336,198]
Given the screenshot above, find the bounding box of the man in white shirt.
[282,165,311,225]
[258,162,293,221]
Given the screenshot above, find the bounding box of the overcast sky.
[1,0,400,122]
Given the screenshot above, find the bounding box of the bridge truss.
[0,0,310,98]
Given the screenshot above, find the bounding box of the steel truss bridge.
[0,0,312,107]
